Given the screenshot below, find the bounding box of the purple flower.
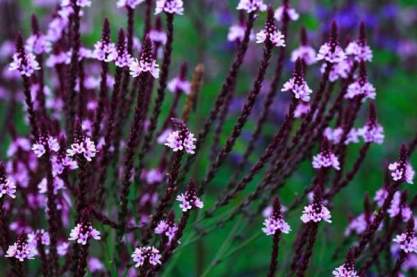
[25,34,51,55]
[0,169,16,199]
[66,136,97,162]
[61,0,91,8]
[5,237,37,262]
[388,161,415,184]
[32,136,60,158]
[322,60,352,82]
[131,246,162,268]
[142,168,164,184]
[316,42,346,64]
[291,46,316,65]
[164,119,196,154]
[332,263,359,277]
[262,198,290,235]
[117,0,145,9]
[68,223,101,245]
[57,241,69,256]
[312,148,340,170]
[388,192,412,222]
[168,77,191,94]
[394,232,417,254]
[360,121,384,144]
[300,202,332,223]
[88,257,105,272]
[255,9,285,48]
[374,187,388,207]
[324,127,344,144]
[294,102,310,118]
[344,214,369,236]
[94,40,117,63]
[281,77,312,102]
[155,0,184,15]
[274,6,299,22]
[155,218,178,243]
[228,25,248,43]
[9,52,40,77]
[345,79,376,100]
[176,185,203,212]
[346,41,372,62]
[129,39,159,79]
[149,29,168,45]
[237,0,267,13]
[28,229,50,246]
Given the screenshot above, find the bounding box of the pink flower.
[129,43,160,79]
[176,185,203,212]
[0,175,16,199]
[68,223,101,245]
[274,6,299,22]
[155,219,178,243]
[345,80,376,100]
[291,45,316,65]
[393,232,417,254]
[324,127,344,144]
[312,150,340,170]
[237,0,267,13]
[25,34,51,55]
[294,102,310,118]
[66,137,97,162]
[360,121,384,144]
[168,77,191,94]
[149,29,167,45]
[228,25,247,43]
[117,0,145,9]
[28,229,50,246]
[344,214,369,236]
[131,246,162,268]
[255,11,285,48]
[9,52,40,77]
[5,237,37,262]
[374,188,388,207]
[155,0,184,15]
[94,40,117,63]
[321,60,352,82]
[346,41,372,62]
[262,216,291,236]
[164,119,196,154]
[281,76,312,102]
[388,161,415,184]
[32,136,60,158]
[300,202,332,223]
[316,42,346,64]
[332,263,359,277]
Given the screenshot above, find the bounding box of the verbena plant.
[0,0,416,276]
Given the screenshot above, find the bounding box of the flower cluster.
[281,66,312,102]
[94,40,117,63]
[300,202,332,223]
[360,121,384,144]
[291,45,316,65]
[274,5,299,22]
[345,79,376,100]
[262,199,291,236]
[237,0,267,13]
[66,136,97,162]
[332,263,359,277]
[117,0,145,9]
[387,192,412,222]
[176,184,203,212]
[25,34,51,55]
[388,161,415,184]
[131,246,162,268]
[9,52,40,77]
[155,0,184,15]
[5,237,37,262]
[129,38,160,79]
[346,41,373,62]
[32,136,60,158]
[316,42,346,64]
[255,9,285,48]
[393,226,417,254]
[165,119,196,154]
[312,145,340,171]
[68,223,101,245]
[155,217,178,243]
[0,167,16,199]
